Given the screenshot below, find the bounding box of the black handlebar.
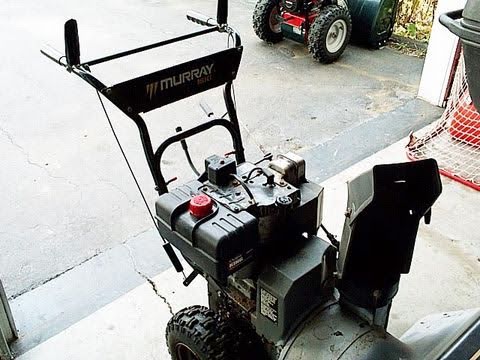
[153,119,242,194]
[41,0,240,278]
[41,1,244,197]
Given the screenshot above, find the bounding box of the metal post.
[0,281,17,360]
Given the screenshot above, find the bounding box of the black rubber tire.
[253,0,283,43]
[308,5,352,63]
[166,306,231,360]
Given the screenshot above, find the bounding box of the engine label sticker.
[260,288,278,324]
[228,254,244,271]
[227,249,254,272]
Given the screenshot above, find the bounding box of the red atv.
[253,0,352,63]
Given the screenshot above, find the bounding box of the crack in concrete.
[97,178,136,204]
[0,125,80,190]
[335,62,418,91]
[9,227,154,299]
[9,250,102,299]
[123,243,174,316]
[123,228,152,243]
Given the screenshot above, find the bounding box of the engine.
[282,0,305,13]
[282,0,323,13]
[155,152,324,284]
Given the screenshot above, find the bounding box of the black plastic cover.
[338,159,442,308]
[205,155,236,186]
[155,180,258,283]
[255,235,336,343]
[348,0,400,48]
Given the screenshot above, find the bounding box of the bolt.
[127,106,133,113]
[345,208,352,218]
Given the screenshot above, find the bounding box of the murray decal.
[146,63,215,100]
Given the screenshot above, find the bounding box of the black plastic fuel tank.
[155,180,259,283]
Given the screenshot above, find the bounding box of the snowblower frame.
[41,4,245,197]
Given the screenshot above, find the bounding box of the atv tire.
[308,5,352,63]
[166,306,231,360]
[253,0,283,43]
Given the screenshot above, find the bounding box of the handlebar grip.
[217,0,228,25]
[64,19,81,66]
[186,11,217,27]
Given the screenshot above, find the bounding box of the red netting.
[407,52,480,191]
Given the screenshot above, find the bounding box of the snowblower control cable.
[96,91,185,277]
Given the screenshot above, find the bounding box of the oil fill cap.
[189,194,213,218]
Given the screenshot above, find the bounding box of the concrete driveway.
[1,0,443,354]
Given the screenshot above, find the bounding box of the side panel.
[254,235,335,344]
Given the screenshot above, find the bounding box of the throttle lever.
[255,152,273,165]
[183,269,199,287]
[199,100,214,118]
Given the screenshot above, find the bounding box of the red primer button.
[189,194,213,218]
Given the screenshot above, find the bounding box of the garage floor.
[0,0,449,356]
[14,135,480,360]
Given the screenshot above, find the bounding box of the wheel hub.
[269,7,282,33]
[175,344,200,360]
[326,19,347,53]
